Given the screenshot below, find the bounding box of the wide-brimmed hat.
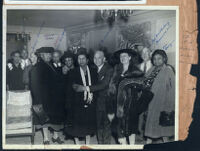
[35,47,54,55]
[114,49,143,64]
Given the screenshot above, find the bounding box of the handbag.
[159,111,175,127]
[32,104,50,125]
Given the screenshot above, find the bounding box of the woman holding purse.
[30,47,54,145]
[144,49,175,144]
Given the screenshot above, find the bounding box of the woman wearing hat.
[30,47,60,144]
[107,49,145,144]
[65,48,98,144]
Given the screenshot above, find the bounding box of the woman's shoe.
[52,137,64,144]
[43,140,50,145]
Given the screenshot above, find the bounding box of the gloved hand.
[107,113,115,122]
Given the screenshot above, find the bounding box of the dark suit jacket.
[89,63,113,111]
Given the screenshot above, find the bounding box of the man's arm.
[89,67,113,92]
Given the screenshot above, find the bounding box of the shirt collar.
[98,63,104,73]
[53,62,61,67]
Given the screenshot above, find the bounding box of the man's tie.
[98,67,101,73]
[144,62,147,73]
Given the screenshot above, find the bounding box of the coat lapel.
[98,64,106,80]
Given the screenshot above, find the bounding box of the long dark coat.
[65,66,98,137]
[30,59,54,125]
[48,61,66,124]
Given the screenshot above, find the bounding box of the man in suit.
[138,47,153,141]
[139,47,152,74]
[73,50,113,144]
[20,49,32,90]
[91,50,114,144]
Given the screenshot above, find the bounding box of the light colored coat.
[144,64,175,138]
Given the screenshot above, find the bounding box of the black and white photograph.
[3,6,178,149]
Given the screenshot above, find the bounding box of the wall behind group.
[7,25,67,60]
[7,10,176,68]
[66,23,118,53]
[66,10,176,68]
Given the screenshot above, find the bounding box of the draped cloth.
[80,66,93,103]
[6,91,33,135]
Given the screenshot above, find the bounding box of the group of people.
[6,46,175,145]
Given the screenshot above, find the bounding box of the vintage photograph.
[3,6,178,149]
